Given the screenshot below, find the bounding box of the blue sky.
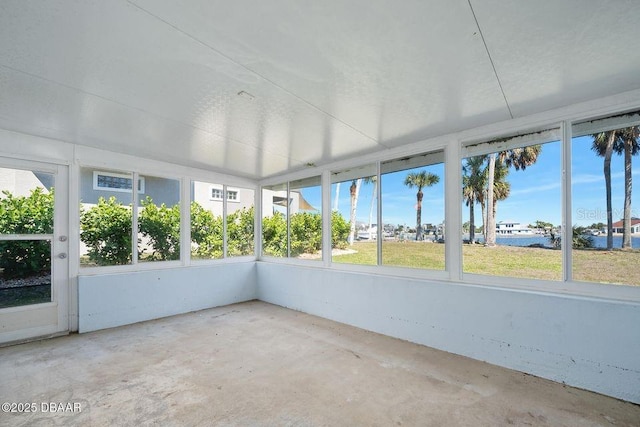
[298,135,640,228]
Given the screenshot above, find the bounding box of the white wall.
[79,262,256,333]
[257,262,640,404]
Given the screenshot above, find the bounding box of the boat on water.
[357,225,377,240]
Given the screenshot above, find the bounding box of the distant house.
[496,221,534,235]
[612,218,640,234]
[0,168,53,197]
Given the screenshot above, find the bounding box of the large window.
[137,175,181,263]
[381,151,445,270]
[191,182,254,259]
[331,164,377,265]
[226,187,255,257]
[80,168,180,267]
[191,180,224,260]
[261,178,322,259]
[571,113,640,286]
[80,167,133,267]
[462,129,563,281]
[289,177,322,260]
[262,183,288,257]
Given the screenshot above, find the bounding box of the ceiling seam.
[467,0,513,120]
[126,0,386,149]
[0,63,308,166]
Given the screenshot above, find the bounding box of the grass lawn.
[332,241,639,286]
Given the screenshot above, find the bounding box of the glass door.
[0,158,68,344]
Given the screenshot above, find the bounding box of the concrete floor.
[1,301,638,426]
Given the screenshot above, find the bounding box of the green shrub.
[0,188,54,278]
[262,212,287,257]
[261,210,350,257]
[572,226,595,249]
[331,211,350,250]
[138,197,180,261]
[290,212,322,257]
[190,202,223,259]
[80,196,132,266]
[227,206,254,256]
[548,225,595,249]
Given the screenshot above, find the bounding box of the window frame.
[258,111,640,302]
[79,164,257,275]
[93,170,145,194]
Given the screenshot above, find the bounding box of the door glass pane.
[0,239,51,308]
[0,167,54,235]
[0,166,54,308]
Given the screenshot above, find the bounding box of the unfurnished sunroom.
[1,1,639,425]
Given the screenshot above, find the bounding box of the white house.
[612,218,640,234]
[495,221,534,235]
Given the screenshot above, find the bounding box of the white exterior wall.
[257,262,640,404]
[261,189,301,217]
[192,181,254,216]
[0,168,51,197]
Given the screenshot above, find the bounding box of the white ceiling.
[1,0,639,179]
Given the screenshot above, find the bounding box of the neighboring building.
[0,168,53,197]
[261,189,317,218]
[80,169,179,207]
[191,181,254,216]
[496,221,534,235]
[612,218,640,234]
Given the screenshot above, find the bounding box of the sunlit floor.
[1,301,638,426]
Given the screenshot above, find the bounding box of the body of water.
[466,234,640,248]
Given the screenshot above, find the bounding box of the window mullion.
[131,171,139,265]
[562,121,572,282]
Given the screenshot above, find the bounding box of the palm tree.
[591,127,640,249]
[347,178,362,245]
[363,176,377,240]
[462,156,487,244]
[404,171,440,241]
[485,145,542,246]
[614,127,640,249]
[591,131,617,250]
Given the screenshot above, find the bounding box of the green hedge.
[80,196,132,266]
[0,188,54,278]
[0,189,349,272]
[261,210,350,257]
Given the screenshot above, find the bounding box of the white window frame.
[210,186,224,201]
[93,170,145,193]
[227,189,239,202]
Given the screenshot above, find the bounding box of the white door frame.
[0,157,69,344]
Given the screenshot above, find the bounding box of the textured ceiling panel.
[471,0,640,118]
[0,66,297,178]
[129,0,512,147]
[0,0,380,177]
[0,1,638,179]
